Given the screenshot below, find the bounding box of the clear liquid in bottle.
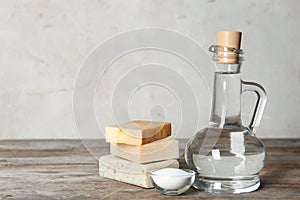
[185,31,267,194]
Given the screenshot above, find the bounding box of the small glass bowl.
[150,168,195,195]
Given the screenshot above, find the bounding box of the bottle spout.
[209,45,244,64]
[210,31,243,64]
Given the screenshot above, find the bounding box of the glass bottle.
[185,31,267,194]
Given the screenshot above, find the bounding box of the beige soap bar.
[105,120,171,145]
[110,138,179,163]
[99,155,179,188]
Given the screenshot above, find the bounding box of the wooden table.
[0,139,299,199]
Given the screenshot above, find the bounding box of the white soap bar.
[99,155,179,188]
[110,138,179,163]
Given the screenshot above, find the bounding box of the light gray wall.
[0,0,299,139]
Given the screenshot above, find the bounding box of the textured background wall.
[0,0,299,139]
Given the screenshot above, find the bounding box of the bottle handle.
[241,81,267,134]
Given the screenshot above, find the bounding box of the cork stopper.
[217,31,242,49]
[216,31,242,64]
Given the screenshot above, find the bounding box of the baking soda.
[151,168,192,190]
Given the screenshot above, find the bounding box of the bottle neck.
[209,63,242,128]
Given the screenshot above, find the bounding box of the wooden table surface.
[0,139,299,199]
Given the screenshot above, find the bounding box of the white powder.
[151,168,193,190]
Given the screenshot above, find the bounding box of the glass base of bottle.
[193,175,260,194]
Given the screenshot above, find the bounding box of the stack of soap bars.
[99,120,179,188]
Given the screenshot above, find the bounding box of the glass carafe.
[185,32,267,194]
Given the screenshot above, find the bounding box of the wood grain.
[0,139,299,199]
